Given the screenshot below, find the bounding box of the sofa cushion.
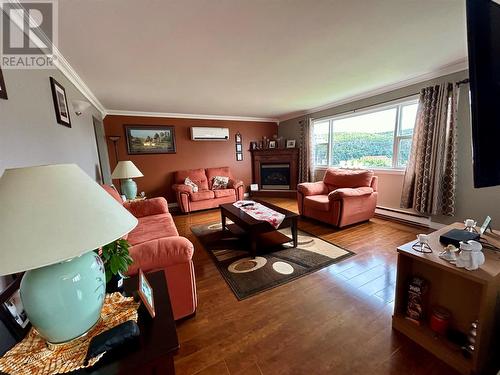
[212,175,229,190]
[184,177,199,192]
[189,190,215,201]
[304,195,330,211]
[174,168,209,190]
[213,188,236,198]
[323,168,374,190]
[127,213,178,245]
[206,167,232,189]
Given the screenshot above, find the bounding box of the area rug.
[191,222,355,299]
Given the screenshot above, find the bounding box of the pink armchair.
[101,185,197,320]
[297,168,378,227]
[172,167,244,213]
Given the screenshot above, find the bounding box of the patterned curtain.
[401,83,459,216]
[298,116,313,183]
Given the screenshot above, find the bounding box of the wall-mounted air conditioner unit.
[190,127,229,141]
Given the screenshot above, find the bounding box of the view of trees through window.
[313,99,418,169]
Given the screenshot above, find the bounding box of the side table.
[69,271,178,374]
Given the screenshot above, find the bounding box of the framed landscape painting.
[125,125,176,154]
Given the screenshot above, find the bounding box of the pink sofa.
[172,167,244,213]
[297,168,378,227]
[101,185,197,320]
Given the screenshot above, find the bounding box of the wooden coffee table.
[220,200,298,258]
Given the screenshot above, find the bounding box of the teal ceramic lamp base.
[121,178,137,200]
[20,251,106,344]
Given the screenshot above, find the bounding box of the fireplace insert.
[261,164,290,190]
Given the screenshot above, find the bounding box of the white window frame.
[312,96,419,170]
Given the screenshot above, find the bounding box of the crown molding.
[278,58,468,122]
[4,0,107,117]
[105,109,278,123]
[52,49,107,116]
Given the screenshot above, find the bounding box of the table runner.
[233,200,286,229]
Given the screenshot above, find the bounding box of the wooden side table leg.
[292,218,298,248]
[221,211,226,231]
[251,235,257,259]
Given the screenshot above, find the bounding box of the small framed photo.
[0,68,7,100]
[250,141,257,150]
[49,77,71,127]
[286,139,296,148]
[0,276,30,340]
[250,183,259,191]
[269,140,277,149]
[236,143,242,152]
[138,270,155,318]
[236,152,243,161]
[235,132,242,143]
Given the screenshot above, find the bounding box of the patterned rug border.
[191,223,356,300]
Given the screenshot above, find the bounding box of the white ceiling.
[58,0,467,121]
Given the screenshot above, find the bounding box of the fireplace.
[261,164,290,190]
[250,148,299,197]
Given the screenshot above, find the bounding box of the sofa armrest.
[328,187,374,200]
[124,197,169,218]
[297,181,328,196]
[228,179,243,189]
[172,183,193,193]
[127,236,195,275]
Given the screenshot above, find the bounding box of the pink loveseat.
[172,167,244,213]
[101,185,197,320]
[297,168,378,228]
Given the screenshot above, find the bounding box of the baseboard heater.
[375,206,431,228]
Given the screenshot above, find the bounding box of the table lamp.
[111,161,143,200]
[0,164,138,344]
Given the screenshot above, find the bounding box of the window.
[312,98,418,169]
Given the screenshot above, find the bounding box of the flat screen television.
[466,0,500,188]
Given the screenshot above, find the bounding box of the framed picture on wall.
[235,132,242,143]
[0,68,7,100]
[236,153,243,161]
[236,144,242,152]
[125,125,176,154]
[49,77,71,127]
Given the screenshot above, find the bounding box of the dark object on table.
[439,229,480,247]
[405,276,428,325]
[106,274,124,294]
[240,202,254,207]
[69,271,178,374]
[84,321,139,366]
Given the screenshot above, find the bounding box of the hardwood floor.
[172,198,459,375]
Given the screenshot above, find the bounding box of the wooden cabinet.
[393,223,500,375]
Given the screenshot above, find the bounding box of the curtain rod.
[456,78,470,86]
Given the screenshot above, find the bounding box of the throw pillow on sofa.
[184,177,199,192]
[212,176,229,190]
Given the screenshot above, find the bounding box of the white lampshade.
[111,161,144,179]
[0,164,138,276]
